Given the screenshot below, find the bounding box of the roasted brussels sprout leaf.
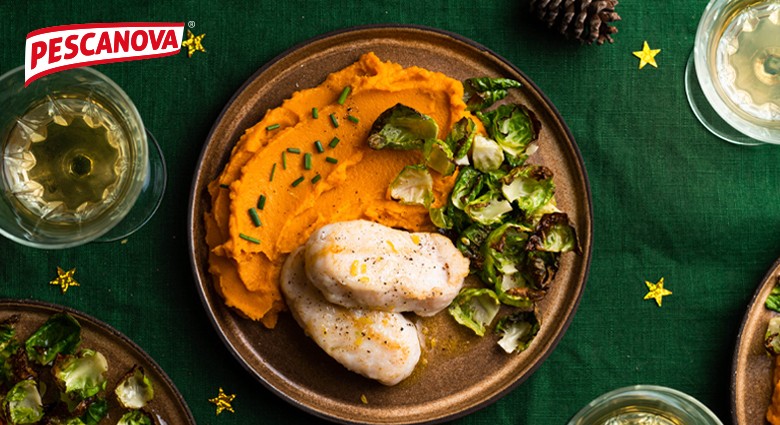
[53,349,108,400]
[389,164,434,207]
[496,311,540,354]
[463,77,522,111]
[47,418,86,425]
[472,135,504,173]
[80,398,108,425]
[501,165,556,215]
[478,104,540,166]
[464,192,513,226]
[444,117,476,160]
[423,138,456,176]
[456,223,494,271]
[25,313,81,366]
[766,317,780,355]
[448,288,500,336]
[526,213,581,254]
[767,278,780,313]
[3,379,44,424]
[367,103,438,150]
[450,166,484,211]
[117,410,154,425]
[0,316,20,385]
[429,206,452,230]
[115,366,154,410]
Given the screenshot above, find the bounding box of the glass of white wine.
[685,0,780,145]
[0,66,166,248]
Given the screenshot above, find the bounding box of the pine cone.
[530,0,621,45]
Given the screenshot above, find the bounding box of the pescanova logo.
[25,22,185,86]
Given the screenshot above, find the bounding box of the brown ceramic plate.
[188,25,593,424]
[732,258,780,424]
[0,299,195,424]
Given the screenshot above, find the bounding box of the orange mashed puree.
[204,52,476,328]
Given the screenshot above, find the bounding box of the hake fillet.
[281,247,421,386]
[304,220,470,316]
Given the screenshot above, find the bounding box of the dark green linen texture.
[2,0,778,423]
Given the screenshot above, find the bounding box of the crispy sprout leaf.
[445,117,477,159]
[115,366,155,410]
[478,104,540,166]
[423,139,456,176]
[526,213,581,254]
[389,164,434,207]
[472,135,504,173]
[25,313,81,366]
[463,77,522,111]
[367,103,438,150]
[496,311,540,354]
[767,278,780,313]
[53,349,108,400]
[464,192,513,226]
[501,165,556,215]
[448,288,500,336]
[117,410,154,425]
[450,166,485,211]
[80,398,108,425]
[4,379,44,424]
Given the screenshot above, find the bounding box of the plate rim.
[187,23,593,424]
[0,297,197,424]
[730,256,780,424]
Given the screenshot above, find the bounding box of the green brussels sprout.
[464,192,513,225]
[367,103,439,150]
[80,398,108,425]
[0,316,20,386]
[115,366,154,410]
[117,410,153,425]
[478,104,540,166]
[25,313,81,366]
[767,279,780,313]
[525,213,580,254]
[423,138,456,176]
[766,317,780,355]
[448,288,500,336]
[456,223,495,271]
[52,349,108,400]
[47,418,86,425]
[450,166,485,210]
[388,164,433,207]
[428,205,452,230]
[3,380,44,424]
[471,135,504,173]
[501,165,556,215]
[463,77,522,111]
[444,117,476,160]
[496,311,540,354]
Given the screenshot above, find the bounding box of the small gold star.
[181,30,206,58]
[633,41,661,69]
[49,267,80,294]
[208,387,235,415]
[644,277,672,307]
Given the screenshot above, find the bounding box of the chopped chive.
[266,123,280,131]
[329,113,339,128]
[257,194,267,210]
[239,233,261,244]
[291,176,305,187]
[337,86,351,105]
[287,147,301,154]
[347,115,359,123]
[282,151,287,169]
[219,183,229,189]
[329,137,340,148]
[311,174,322,184]
[248,208,262,227]
[326,157,338,164]
[269,163,276,182]
[314,140,324,153]
[312,107,319,119]
[304,153,312,170]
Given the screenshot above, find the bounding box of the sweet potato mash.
[204,53,476,327]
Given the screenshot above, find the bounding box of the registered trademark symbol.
[188,21,195,28]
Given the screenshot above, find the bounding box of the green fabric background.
[2,0,778,423]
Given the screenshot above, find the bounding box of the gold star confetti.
[181,30,206,58]
[633,41,661,69]
[49,267,80,294]
[643,277,672,307]
[208,387,235,415]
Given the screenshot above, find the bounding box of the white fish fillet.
[304,220,470,316]
[281,247,421,386]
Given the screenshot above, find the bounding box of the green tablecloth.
[2,0,778,423]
